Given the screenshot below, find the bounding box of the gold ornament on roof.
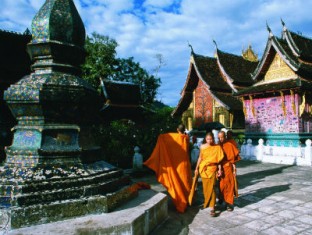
[242,45,258,62]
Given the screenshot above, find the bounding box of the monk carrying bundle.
[144,125,192,213]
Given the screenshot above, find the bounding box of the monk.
[218,131,241,211]
[226,130,238,147]
[194,132,224,217]
[144,124,192,213]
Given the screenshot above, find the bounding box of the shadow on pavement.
[236,160,261,168]
[235,184,291,208]
[130,161,294,234]
[237,163,294,190]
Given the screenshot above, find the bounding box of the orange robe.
[227,139,238,148]
[199,145,224,179]
[219,141,240,205]
[144,133,192,213]
[199,145,224,208]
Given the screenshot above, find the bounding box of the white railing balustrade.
[239,138,312,166]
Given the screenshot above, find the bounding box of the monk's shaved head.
[218,131,226,144]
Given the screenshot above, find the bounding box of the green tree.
[111,57,161,104]
[82,32,118,88]
[80,32,170,168]
[82,32,161,105]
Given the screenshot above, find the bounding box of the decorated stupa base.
[0,160,137,229]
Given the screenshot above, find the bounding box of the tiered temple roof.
[172,45,258,117]
[236,21,312,96]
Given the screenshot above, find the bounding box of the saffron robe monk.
[194,132,224,217]
[218,131,241,211]
[144,124,192,213]
[226,130,238,148]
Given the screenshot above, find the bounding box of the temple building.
[99,78,147,122]
[172,44,258,131]
[235,21,312,148]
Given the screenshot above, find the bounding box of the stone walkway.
[137,160,312,235]
[3,160,312,234]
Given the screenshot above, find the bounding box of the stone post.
[256,138,264,161]
[191,143,200,168]
[133,146,143,170]
[245,139,254,160]
[305,139,312,166]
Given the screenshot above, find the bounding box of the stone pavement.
[2,160,312,235]
[138,160,312,235]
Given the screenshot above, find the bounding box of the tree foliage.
[80,32,176,169]
[82,32,117,88]
[81,32,161,105]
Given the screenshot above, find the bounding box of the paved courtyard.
[141,160,312,235]
[3,160,312,235]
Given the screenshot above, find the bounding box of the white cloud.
[1,0,312,106]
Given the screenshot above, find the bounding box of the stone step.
[7,190,168,235]
[0,174,131,207]
[5,183,140,229]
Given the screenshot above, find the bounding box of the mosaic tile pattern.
[12,130,42,149]
[243,93,312,146]
[31,0,85,47]
[245,95,300,133]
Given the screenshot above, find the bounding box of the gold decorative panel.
[264,53,296,81]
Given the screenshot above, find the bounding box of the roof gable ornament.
[24,28,31,35]
[281,18,288,39]
[213,39,218,58]
[213,39,218,48]
[188,41,194,55]
[266,21,274,38]
[281,18,285,27]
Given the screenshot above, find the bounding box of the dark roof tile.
[212,91,242,110]
[288,30,312,61]
[193,53,232,92]
[216,49,258,86]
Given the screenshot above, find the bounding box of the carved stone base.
[0,161,138,229]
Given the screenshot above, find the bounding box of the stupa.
[0,0,136,229]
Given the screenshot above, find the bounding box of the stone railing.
[239,138,312,166]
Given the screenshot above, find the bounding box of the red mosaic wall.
[244,94,300,133]
[194,79,213,127]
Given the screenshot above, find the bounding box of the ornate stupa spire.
[4,0,98,126]
[28,0,86,75]
[1,0,135,229]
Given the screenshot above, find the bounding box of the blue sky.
[1,0,312,106]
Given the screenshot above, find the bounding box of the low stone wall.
[240,138,312,166]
